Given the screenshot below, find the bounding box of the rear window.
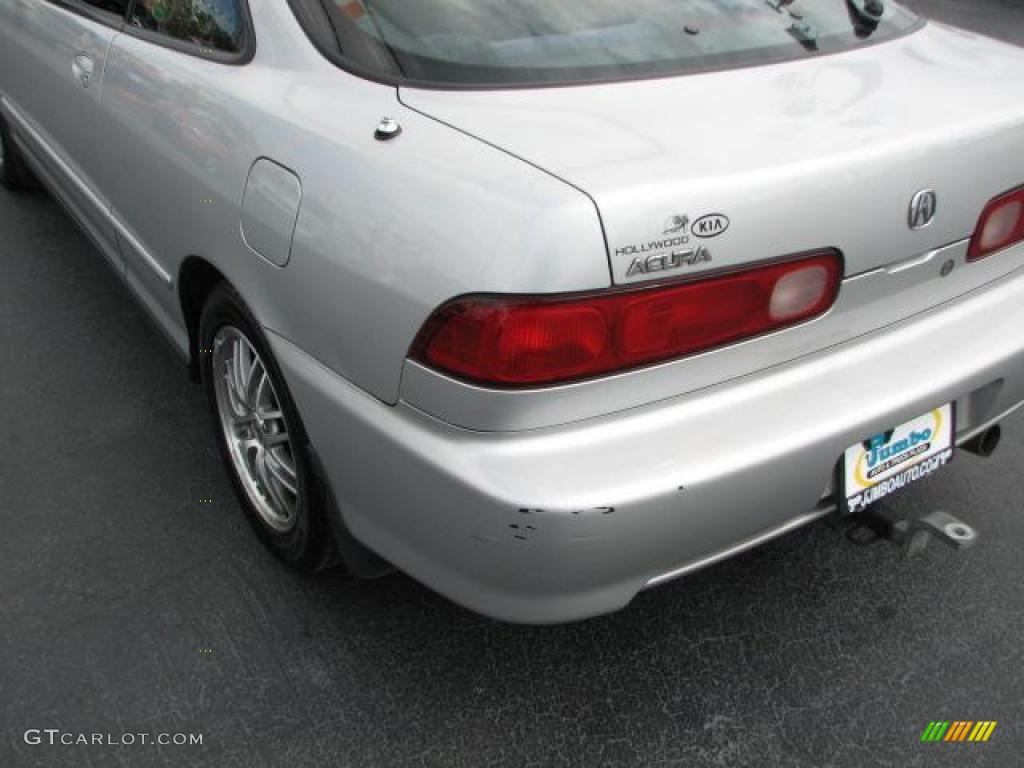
[289,0,922,87]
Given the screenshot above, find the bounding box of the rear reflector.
[968,186,1024,261]
[412,251,842,387]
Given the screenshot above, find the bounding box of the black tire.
[0,115,39,191]
[199,282,335,570]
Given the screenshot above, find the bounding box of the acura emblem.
[909,189,937,230]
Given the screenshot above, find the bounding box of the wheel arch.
[181,258,390,576]
[178,256,228,381]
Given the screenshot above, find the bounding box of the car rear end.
[277,0,1024,621]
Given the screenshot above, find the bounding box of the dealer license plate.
[841,403,955,514]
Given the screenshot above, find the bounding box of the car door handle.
[71,54,95,89]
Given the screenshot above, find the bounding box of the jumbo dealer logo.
[853,408,945,487]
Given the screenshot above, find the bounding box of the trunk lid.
[401,22,1024,286]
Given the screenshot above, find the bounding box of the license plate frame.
[839,403,956,515]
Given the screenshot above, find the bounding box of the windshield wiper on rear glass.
[766,0,884,51]
[765,1,820,51]
[845,0,885,38]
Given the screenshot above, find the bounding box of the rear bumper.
[272,261,1024,624]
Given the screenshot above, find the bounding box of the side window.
[128,0,245,53]
[81,0,130,15]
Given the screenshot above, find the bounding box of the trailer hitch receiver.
[837,506,977,556]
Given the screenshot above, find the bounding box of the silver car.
[2,0,1024,623]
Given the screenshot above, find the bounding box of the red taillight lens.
[968,186,1024,261]
[412,251,841,387]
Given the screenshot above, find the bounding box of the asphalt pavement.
[2,2,1023,766]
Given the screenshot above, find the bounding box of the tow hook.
[833,505,977,556]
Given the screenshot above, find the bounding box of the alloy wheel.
[212,326,300,533]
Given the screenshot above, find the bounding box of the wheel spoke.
[265,449,297,494]
[238,341,255,404]
[228,347,247,408]
[256,450,291,514]
[254,450,273,498]
[223,367,239,409]
[246,363,266,409]
[231,338,245,401]
[263,431,290,447]
[225,370,248,417]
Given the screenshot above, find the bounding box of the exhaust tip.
[962,424,1001,458]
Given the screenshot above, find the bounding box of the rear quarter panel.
[97,0,608,403]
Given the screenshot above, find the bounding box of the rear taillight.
[411,251,842,387]
[968,186,1024,261]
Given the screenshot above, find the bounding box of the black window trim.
[122,0,256,65]
[47,0,128,29]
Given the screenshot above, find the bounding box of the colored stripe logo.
[921,721,997,742]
